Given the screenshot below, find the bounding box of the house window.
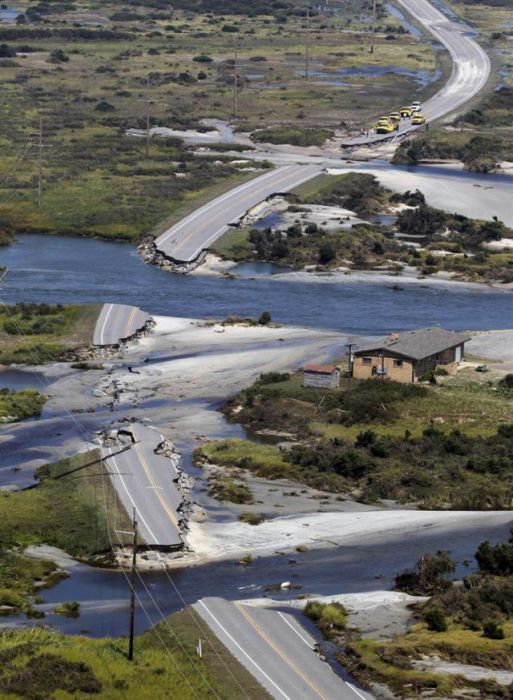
[393,360,403,368]
[362,357,372,366]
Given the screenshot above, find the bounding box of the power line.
[0,294,225,693]
[0,293,245,694]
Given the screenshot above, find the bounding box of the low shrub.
[424,607,447,632]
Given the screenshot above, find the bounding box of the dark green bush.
[424,608,448,632]
[483,620,504,639]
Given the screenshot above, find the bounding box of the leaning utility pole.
[128,508,138,661]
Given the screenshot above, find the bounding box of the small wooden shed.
[303,363,340,389]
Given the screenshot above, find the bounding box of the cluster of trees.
[395,130,513,172]
[304,172,388,217]
[397,202,509,248]
[395,530,513,641]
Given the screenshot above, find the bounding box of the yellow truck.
[375,119,397,134]
[412,113,426,125]
[400,106,413,119]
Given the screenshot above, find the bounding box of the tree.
[476,540,513,576]
[394,551,455,595]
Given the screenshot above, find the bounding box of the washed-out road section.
[93,303,152,347]
[154,164,321,263]
[194,597,372,700]
[101,422,185,548]
[341,0,491,146]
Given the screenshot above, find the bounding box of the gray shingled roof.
[354,328,471,361]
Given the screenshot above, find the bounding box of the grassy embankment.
[339,535,513,698]
[0,0,439,244]
[0,450,132,616]
[196,368,513,509]
[0,446,271,698]
[0,610,271,699]
[0,303,101,364]
[212,172,513,283]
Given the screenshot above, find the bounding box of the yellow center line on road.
[123,306,137,340]
[235,603,329,700]
[134,442,180,530]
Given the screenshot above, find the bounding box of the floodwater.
[2,514,510,638]
[294,64,442,89]
[1,161,513,637]
[385,2,423,38]
[1,234,513,335]
[0,6,20,22]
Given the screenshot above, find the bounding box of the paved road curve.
[194,597,373,700]
[341,0,490,147]
[154,164,321,263]
[101,423,185,548]
[93,303,152,346]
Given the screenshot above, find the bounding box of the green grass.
[0,0,440,245]
[197,438,348,493]
[210,227,253,261]
[344,620,513,698]
[198,439,289,477]
[251,126,334,147]
[0,551,65,616]
[216,371,513,507]
[305,601,348,636]
[0,389,46,422]
[0,304,101,364]
[0,611,272,699]
[0,450,132,558]
[208,474,254,504]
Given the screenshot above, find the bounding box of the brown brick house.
[352,328,470,383]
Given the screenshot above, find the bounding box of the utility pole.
[128,508,138,661]
[346,342,354,381]
[37,113,43,208]
[305,7,310,81]
[138,76,152,158]
[232,43,238,120]
[370,0,377,54]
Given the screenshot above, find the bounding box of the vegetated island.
[195,365,513,510]
[211,172,513,287]
[306,533,513,699]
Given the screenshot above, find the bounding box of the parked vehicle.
[400,106,413,118]
[410,101,421,112]
[412,113,426,125]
